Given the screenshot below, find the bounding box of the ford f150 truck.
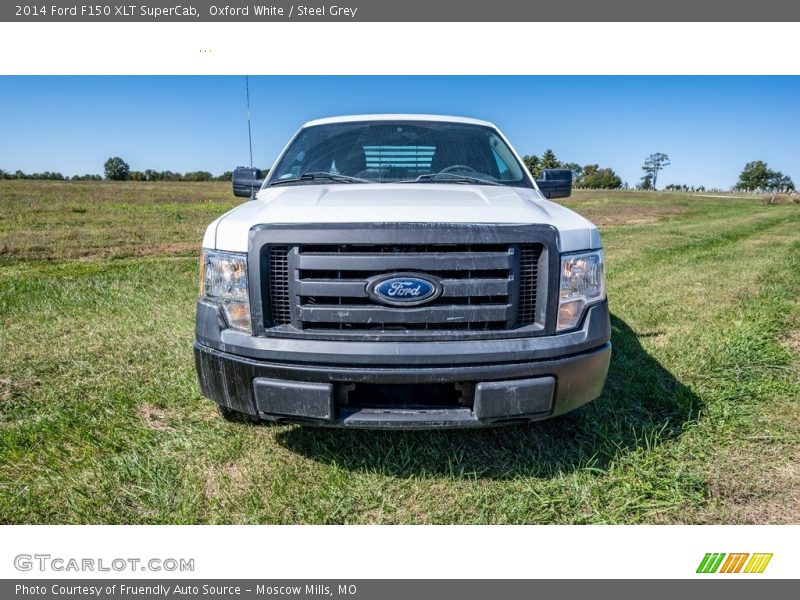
[195,115,610,428]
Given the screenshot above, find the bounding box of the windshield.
[267,120,532,187]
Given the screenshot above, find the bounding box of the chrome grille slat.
[295,251,513,272]
[298,304,513,324]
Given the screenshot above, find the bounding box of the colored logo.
[366,273,441,306]
[696,553,773,574]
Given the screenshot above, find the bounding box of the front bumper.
[194,299,611,429]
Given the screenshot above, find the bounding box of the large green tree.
[736,160,795,191]
[579,164,622,189]
[735,160,770,190]
[641,152,670,190]
[540,149,561,170]
[104,156,130,181]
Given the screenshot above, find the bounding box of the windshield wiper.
[269,172,370,186]
[395,173,505,186]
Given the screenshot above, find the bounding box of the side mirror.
[232,167,264,198]
[535,168,572,199]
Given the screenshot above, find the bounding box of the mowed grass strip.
[0,183,798,523]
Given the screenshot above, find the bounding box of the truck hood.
[206,183,599,253]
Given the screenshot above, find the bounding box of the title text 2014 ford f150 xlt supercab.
[194,115,610,428]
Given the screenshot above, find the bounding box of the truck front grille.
[265,242,543,334]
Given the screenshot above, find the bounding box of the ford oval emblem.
[366,273,442,307]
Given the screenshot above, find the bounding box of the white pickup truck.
[195,115,610,428]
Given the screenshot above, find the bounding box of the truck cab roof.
[302,114,497,128]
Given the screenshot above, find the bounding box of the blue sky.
[0,76,798,189]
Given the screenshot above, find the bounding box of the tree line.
[523,150,673,190]
[2,154,794,193]
[103,157,237,182]
[0,157,237,182]
[522,150,794,193]
[0,169,101,181]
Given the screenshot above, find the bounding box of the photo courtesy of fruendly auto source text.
[0,1,798,596]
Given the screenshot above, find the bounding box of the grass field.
[0,180,798,524]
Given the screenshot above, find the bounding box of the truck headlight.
[557,250,605,331]
[200,250,251,332]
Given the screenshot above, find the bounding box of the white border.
[1,525,796,579]
[0,22,799,75]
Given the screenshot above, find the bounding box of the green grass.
[0,182,798,524]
